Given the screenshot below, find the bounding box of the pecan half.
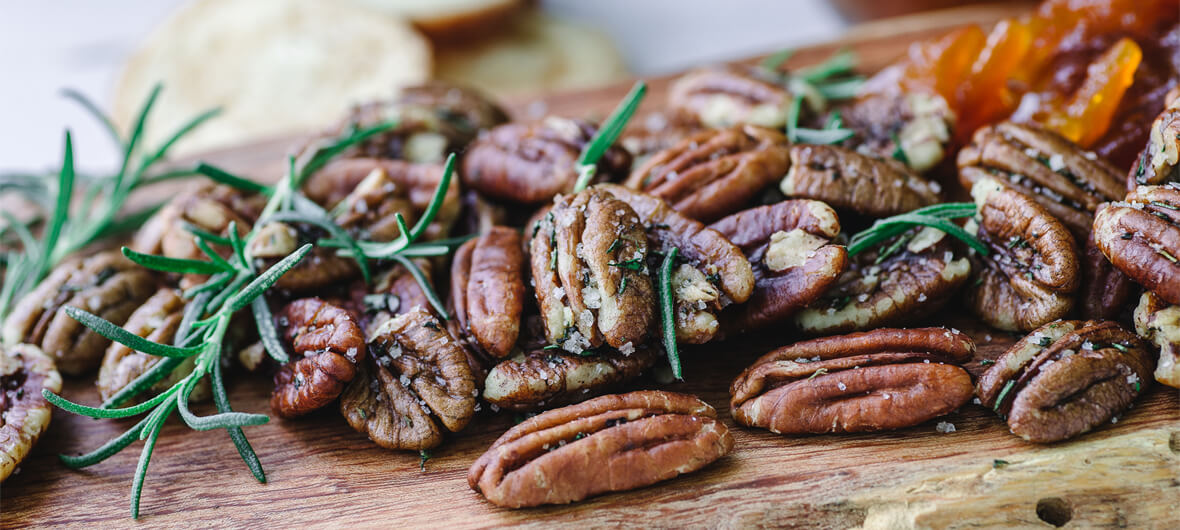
[731,327,975,434]
[131,182,264,258]
[795,226,970,335]
[96,288,208,403]
[958,121,1124,239]
[1078,205,1138,321]
[450,227,525,358]
[619,111,702,163]
[966,177,1080,332]
[625,125,790,222]
[247,221,360,293]
[1133,292,1180,388]
[1093,184,1180,305]
[840,92,954,173]
[668,65,792,129]
[468,390,733,508]
[599,184,755,344]
[461,117,632,205]
[1127,87,1180,189]
[2,251,157,376]
[976,320,1155,443]
[341,309,477,450]
[1,343,62,481]
[529,189,655,350]
[482,345,658,411]
[779,145,940,218]
[271,298,365,418]
[710,200,847,333]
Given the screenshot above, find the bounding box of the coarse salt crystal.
[936,421,956,433]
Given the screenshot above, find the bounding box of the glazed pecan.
[600,184,755,344]
[966,177,1079,332]
[625,125,790,222]
[131,182,264,258]
[1,343,62,481]
[96,288,208,403]
[958,121,1124,239]
[1078,206,1137,321]
[270,298,365,418]
[977,320,1155,443]
[795,226,970,335]
[840,91,954,173]
[461,117,632,204]
[337,81,508,163]
[2,251,157,375]
[1133,292,1180,388]
[340,309,477,450]
[530,189,655,350]
[1093,184,1180,305]
[710,200,846,333]
[482,345,658,411]
[468,390,733,508]
[450,227,525,358]
[247,221,359,292]
[668,65,792,129]
[779,145,940,218]
[1127,87,1180,188]
[731,327,975,434]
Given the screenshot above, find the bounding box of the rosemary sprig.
[572,81,648,193]
[846,203,986,257]
[657,247,682,380]
[763,48,862,113]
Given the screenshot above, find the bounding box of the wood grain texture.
[5,4,1179,528]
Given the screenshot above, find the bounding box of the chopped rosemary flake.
[1006,236,1029,249]
[573,81,647,193]
[419,449,431,471]
[1158,249,1179,263]
[889,132,910,165]
[658,247,682,380]
[807,368,829,380]
[993,459,1010,468]
[543,344,561,350]
[609,257,645,271]
[1121,232,1134,240]
[993,380,1016,413]
[607,237,623,254]
[618,277,629,295]
[1037,336,1053,347]
[1111,342,1130,353]
[1134,381,1141,392]
[980,359,995,366]
[1151,201,1179,210]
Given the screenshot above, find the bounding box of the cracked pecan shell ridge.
[468,390,732,508]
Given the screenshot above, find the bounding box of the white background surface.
[0,0,847,173]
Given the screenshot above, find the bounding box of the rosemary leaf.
[122,247,226,275]
[181,221,232,246]
[797,49,856,82]
[574,81,647,192]
[389,254,449,319]
[211,351,266,483]
[176,372,269,431]
[60,87,121,149]
[658,247,682,380]
[131,400,175,519]
[252,297,289,363]
[42,386,176,420]
[794,127,854,145]
[65,306,205,358]
[100,357,187,409]
[194,163,272,195]
[226,244,312,312]
[814,76,864,100]
[760,48,795,74]
[58,416,150,469]
[145,107,222,167]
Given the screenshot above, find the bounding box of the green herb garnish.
[993,459,1010,468]
[846,202,984,257]
[980,359,995,366]
[419,449,432,471]
[572,81,647,193]
[658,247,682,380]
[609,257,645,271]
[993,380,1016,413]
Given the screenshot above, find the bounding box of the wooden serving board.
[5,4,1178,528]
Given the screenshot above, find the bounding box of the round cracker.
[113,0,432,157]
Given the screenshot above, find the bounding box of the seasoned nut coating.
[668,65,792,129]
[530,189,655,350]
[461,117,632,204]
[966,178,1079,331]
[779,145,940,218]
[840,92,953,173]
[795,226,969,335]
[958,121,1124,238]
[450,227,525,358]
[468,390,733,508]
[977,320,1155,443]
[626,125,790,222]
[731,328,975,434]
[342,309,477,449]
[97,288,208,403]
[1093,185,1180,305]
[270,298,365,418]
[1127,87,1180,188]
[710,200,846,333]
[482,346,658,411]
[3,251,157,375]
[1,343,62,481]
[1133,292,1180,388]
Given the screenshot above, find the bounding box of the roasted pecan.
[976,320,1155,443]
[529,189,655,350]
[248,221,359,293]
[482,345,658,411]
[599,184,755,344]
[731,327,975,434]
[340,309,477,450]
[795,226,970,335]
[1127,87,1180,188]
[779,145,941,218]
[450,227,525,358]
[619,111,702,162]
[1093,184,1180,305]
[270,298,365,418]
[468,390,733,508]
[668,65,792,129]
[966,177,1080,331]
[1133,292,1180,388]
[1078,205,1137,321]
[625,125,790,222]
[131,182,264,258]
[336,81,508,163]
[958,121,1124,239]
[2,251,157,376]
[840,91,954,173]
[360,259,436,337]
[1,343,62,481]
[710,200,846,333]
[461,117,632,204]
[96,288,208,403]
